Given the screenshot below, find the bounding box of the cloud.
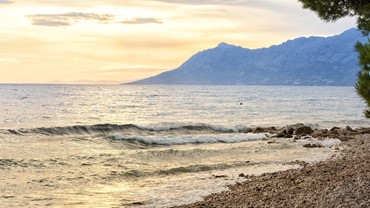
[151,0,298,13]
[27,12,115,27]
[150,0,254,5]
[150,0,242,5]
[98,68,166,73]
[0,0,13,4]
[121,18,163,24]
[79,68,168,83]
[30,19,72,27]
[27,12,163,27]
[0,58,20,64]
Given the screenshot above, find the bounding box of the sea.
[0,85,369,207]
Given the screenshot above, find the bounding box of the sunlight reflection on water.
[0,85,369,129]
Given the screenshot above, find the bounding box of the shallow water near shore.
[0,85,365,207]
[0,131,341,207]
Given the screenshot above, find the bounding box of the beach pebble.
[303,143,324,148]
[2,195,15,199]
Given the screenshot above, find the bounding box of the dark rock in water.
[312,130,323,138]
[286,126,295,136]
[8,130,20,135]
[2,195,15,199]
[328,127,342,138]
[242,128,254,133]
[239,173,245,177]
[124,201,145,206]
[295,126,313,136]
[214,175,228,178]
[253,126,277,134]
[253,127,265,134]
[277,126,295,138]
[330,127,341,133]
[285,135,293,138]
[269,125,363,140]
[131,202,145,205]
[277,129,287,138]
[37,179,47,183]
[300,136,312,140]
[81,163,93,166]
[264,126,277,134]
[303,143,324,148]
[287,123,306,129]
[345,126,354,132]
[320,130,330,138]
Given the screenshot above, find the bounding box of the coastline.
[176,130,370,208]
[0,125,369,207]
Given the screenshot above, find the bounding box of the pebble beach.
[177,127,370,208]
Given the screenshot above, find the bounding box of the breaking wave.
[2,123,254,136]
[108,133,268,146]
[111,161,264,178]
[0,123,270,146]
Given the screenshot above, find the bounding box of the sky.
[0,0,357,84]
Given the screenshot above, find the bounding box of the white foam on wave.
[110,133,268,145]
[295,138,342,164]
[318,138,341,148]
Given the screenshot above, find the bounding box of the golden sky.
[0,0,356,84]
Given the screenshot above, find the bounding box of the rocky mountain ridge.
[128,28,368,86]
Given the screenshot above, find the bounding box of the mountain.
[127,28,369,86]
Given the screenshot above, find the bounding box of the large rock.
[253,127,277,134]
[295,126,313,136]
[277,125,295,138]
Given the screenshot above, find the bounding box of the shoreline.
[176,129,370,208]
[0,124,369,207]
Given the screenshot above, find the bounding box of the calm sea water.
[0,85,368,207]
[0,85,369,129]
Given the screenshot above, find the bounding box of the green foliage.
[298,0,369,21]
[356,40,370,72]
[357,4,370,35]
[299,0,370,118]
[356,71,370,118]
[356,39,370,117]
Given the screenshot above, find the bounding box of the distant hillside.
[127,28,368,86]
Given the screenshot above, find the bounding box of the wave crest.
[4,123,253,136]
[108,133,267,146]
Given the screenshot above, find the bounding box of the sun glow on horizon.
[0,0,356,84]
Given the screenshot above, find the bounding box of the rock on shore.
[253,124,365,142]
